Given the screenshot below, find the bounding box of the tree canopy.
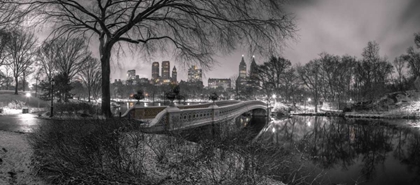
[14,0,296,117]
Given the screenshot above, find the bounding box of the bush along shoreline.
[29,119,325,185]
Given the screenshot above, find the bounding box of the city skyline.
[107,0,420,85]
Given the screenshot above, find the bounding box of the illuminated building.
[208,78,231,90]
[187,65,202,83]
[161,61,170,80]
[152,62,159,80]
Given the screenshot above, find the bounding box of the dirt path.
[0,131,45,185]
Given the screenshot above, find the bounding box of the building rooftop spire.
[240,55,246,66]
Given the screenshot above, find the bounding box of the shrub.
[29,119,149,184]
[7,100,26,109]
[54,102,98,116]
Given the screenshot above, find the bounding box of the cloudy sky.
[99,0,420,85]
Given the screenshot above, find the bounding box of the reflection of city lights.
[272,127,275,133]
[307,121,311,127]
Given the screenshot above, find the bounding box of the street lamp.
[50,79,55,117]
[307,98,311,113]
[25,92,31,105]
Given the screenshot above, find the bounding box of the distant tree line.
[248,35,420,112]
[0,28,102,103]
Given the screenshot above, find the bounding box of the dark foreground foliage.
[29,119,323,185]
[29,119,149,184]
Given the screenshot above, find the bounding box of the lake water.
[253,116,420,185]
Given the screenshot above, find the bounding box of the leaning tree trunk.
[100,43,113,118]
[14,76,18,95]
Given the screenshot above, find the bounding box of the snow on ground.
[400,100,420,112]
[0,131,45,185]
[1,108,24,115]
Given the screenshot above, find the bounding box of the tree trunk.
[100,44,113,117]
[22,72,25,92]
[14,76,18,95]
[88,86,91,102]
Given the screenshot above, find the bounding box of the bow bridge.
[123,100,268,133]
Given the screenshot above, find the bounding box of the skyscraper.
[239,55,247,79]
[152,62,159,80]
[172,66,177,83]
[162,61,170,80]
[187,65,202,83]
[249,55,258,85]
[127,70,136,80]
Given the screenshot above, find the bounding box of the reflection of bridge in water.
[123,100,268,133]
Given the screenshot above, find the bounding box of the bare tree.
[0,0,27,29]
[79,56,101,102]
[16,0,296,117]
[297,60,321,112]
[0,30,11,66]
[393,56,406,90]
[402,33,420,79]
[35,39,61,83]
[6,29,37,95]
[54,38,90,80]
[256,56,292,97]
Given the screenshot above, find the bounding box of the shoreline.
[291,111,420,119]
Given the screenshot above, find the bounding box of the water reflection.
[256,116,420,185]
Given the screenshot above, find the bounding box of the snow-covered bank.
[0,131,45,185]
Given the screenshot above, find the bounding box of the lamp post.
[272,94,276,104]
[307,98,311,113]
[50,79,55,117]
[25,92,31,105]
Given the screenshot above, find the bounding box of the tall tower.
[172,66,177,83]
[239,55,247,79]
[249,55,258,80]
[162,61,170,79]
[152,62,159,80]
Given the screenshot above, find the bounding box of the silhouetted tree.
[6,29,37,95]
[16,0,296,117]
[79,56,101,102]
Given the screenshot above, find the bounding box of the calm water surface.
[253,116,420,185]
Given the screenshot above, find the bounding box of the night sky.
[35,0,420,86]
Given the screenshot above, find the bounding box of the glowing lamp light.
[25,92,31,97]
